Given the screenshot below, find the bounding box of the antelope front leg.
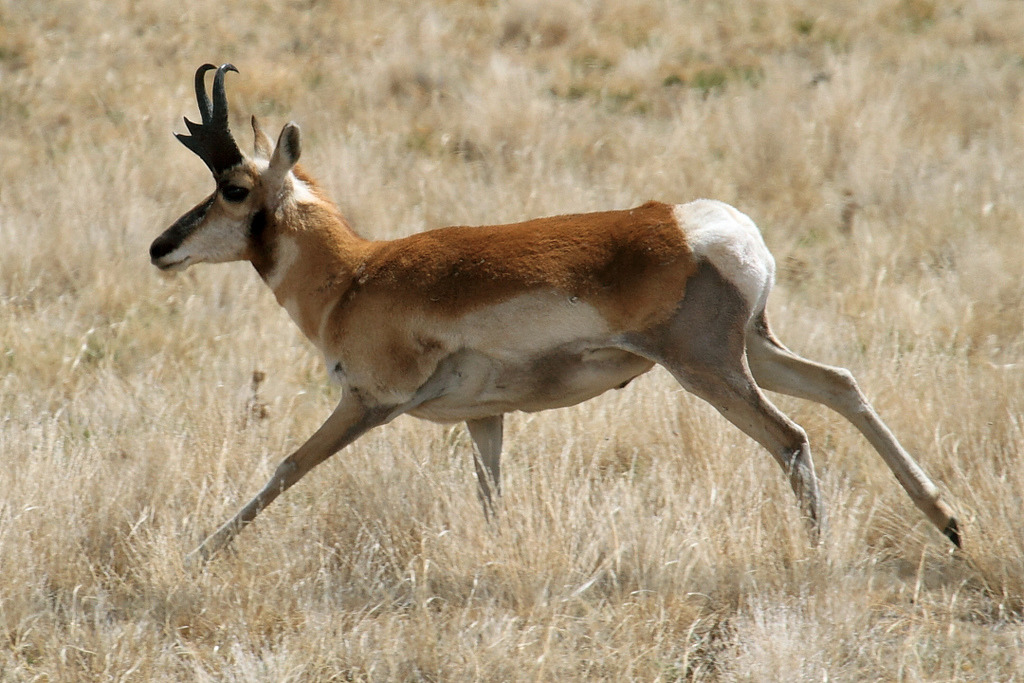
[187,392,388,564]
[466,415,504,517]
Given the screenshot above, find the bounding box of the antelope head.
[150,64,303,271]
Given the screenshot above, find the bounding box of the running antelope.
[151,64,961,561]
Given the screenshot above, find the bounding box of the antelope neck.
[252,201,366,345]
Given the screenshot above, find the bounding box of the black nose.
[150,234,177,261]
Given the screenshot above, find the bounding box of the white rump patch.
[674,199,775,316]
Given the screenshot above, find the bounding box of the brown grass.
[2,0,1023,679]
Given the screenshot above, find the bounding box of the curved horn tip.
[193,64,217,123]
[212,63,239,94]
[211,64,238,124]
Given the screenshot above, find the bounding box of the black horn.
[194,63,215,124]
[176,63,243,175]
[211,63,234,127]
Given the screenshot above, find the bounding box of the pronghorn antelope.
[151,64,961,561]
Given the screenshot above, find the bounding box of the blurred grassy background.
[1,0,1023,679]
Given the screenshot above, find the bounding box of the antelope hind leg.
[745,315,960,548]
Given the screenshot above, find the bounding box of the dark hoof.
[943,518,962,549]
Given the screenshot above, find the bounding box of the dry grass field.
[2,0,1024,679]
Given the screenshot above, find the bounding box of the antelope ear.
[251,115,274,159]
[268,122,301,180]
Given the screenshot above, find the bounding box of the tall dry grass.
[1,0,1023,679]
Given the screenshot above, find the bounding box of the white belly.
[407,346,654,423]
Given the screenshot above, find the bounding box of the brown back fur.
[357,201,696,330]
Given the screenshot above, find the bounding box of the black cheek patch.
[250,209,267,238]
[248,209,277,279]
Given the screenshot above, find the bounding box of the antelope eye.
[222,185,250,202]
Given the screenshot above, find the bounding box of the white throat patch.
[265,235,300,291]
